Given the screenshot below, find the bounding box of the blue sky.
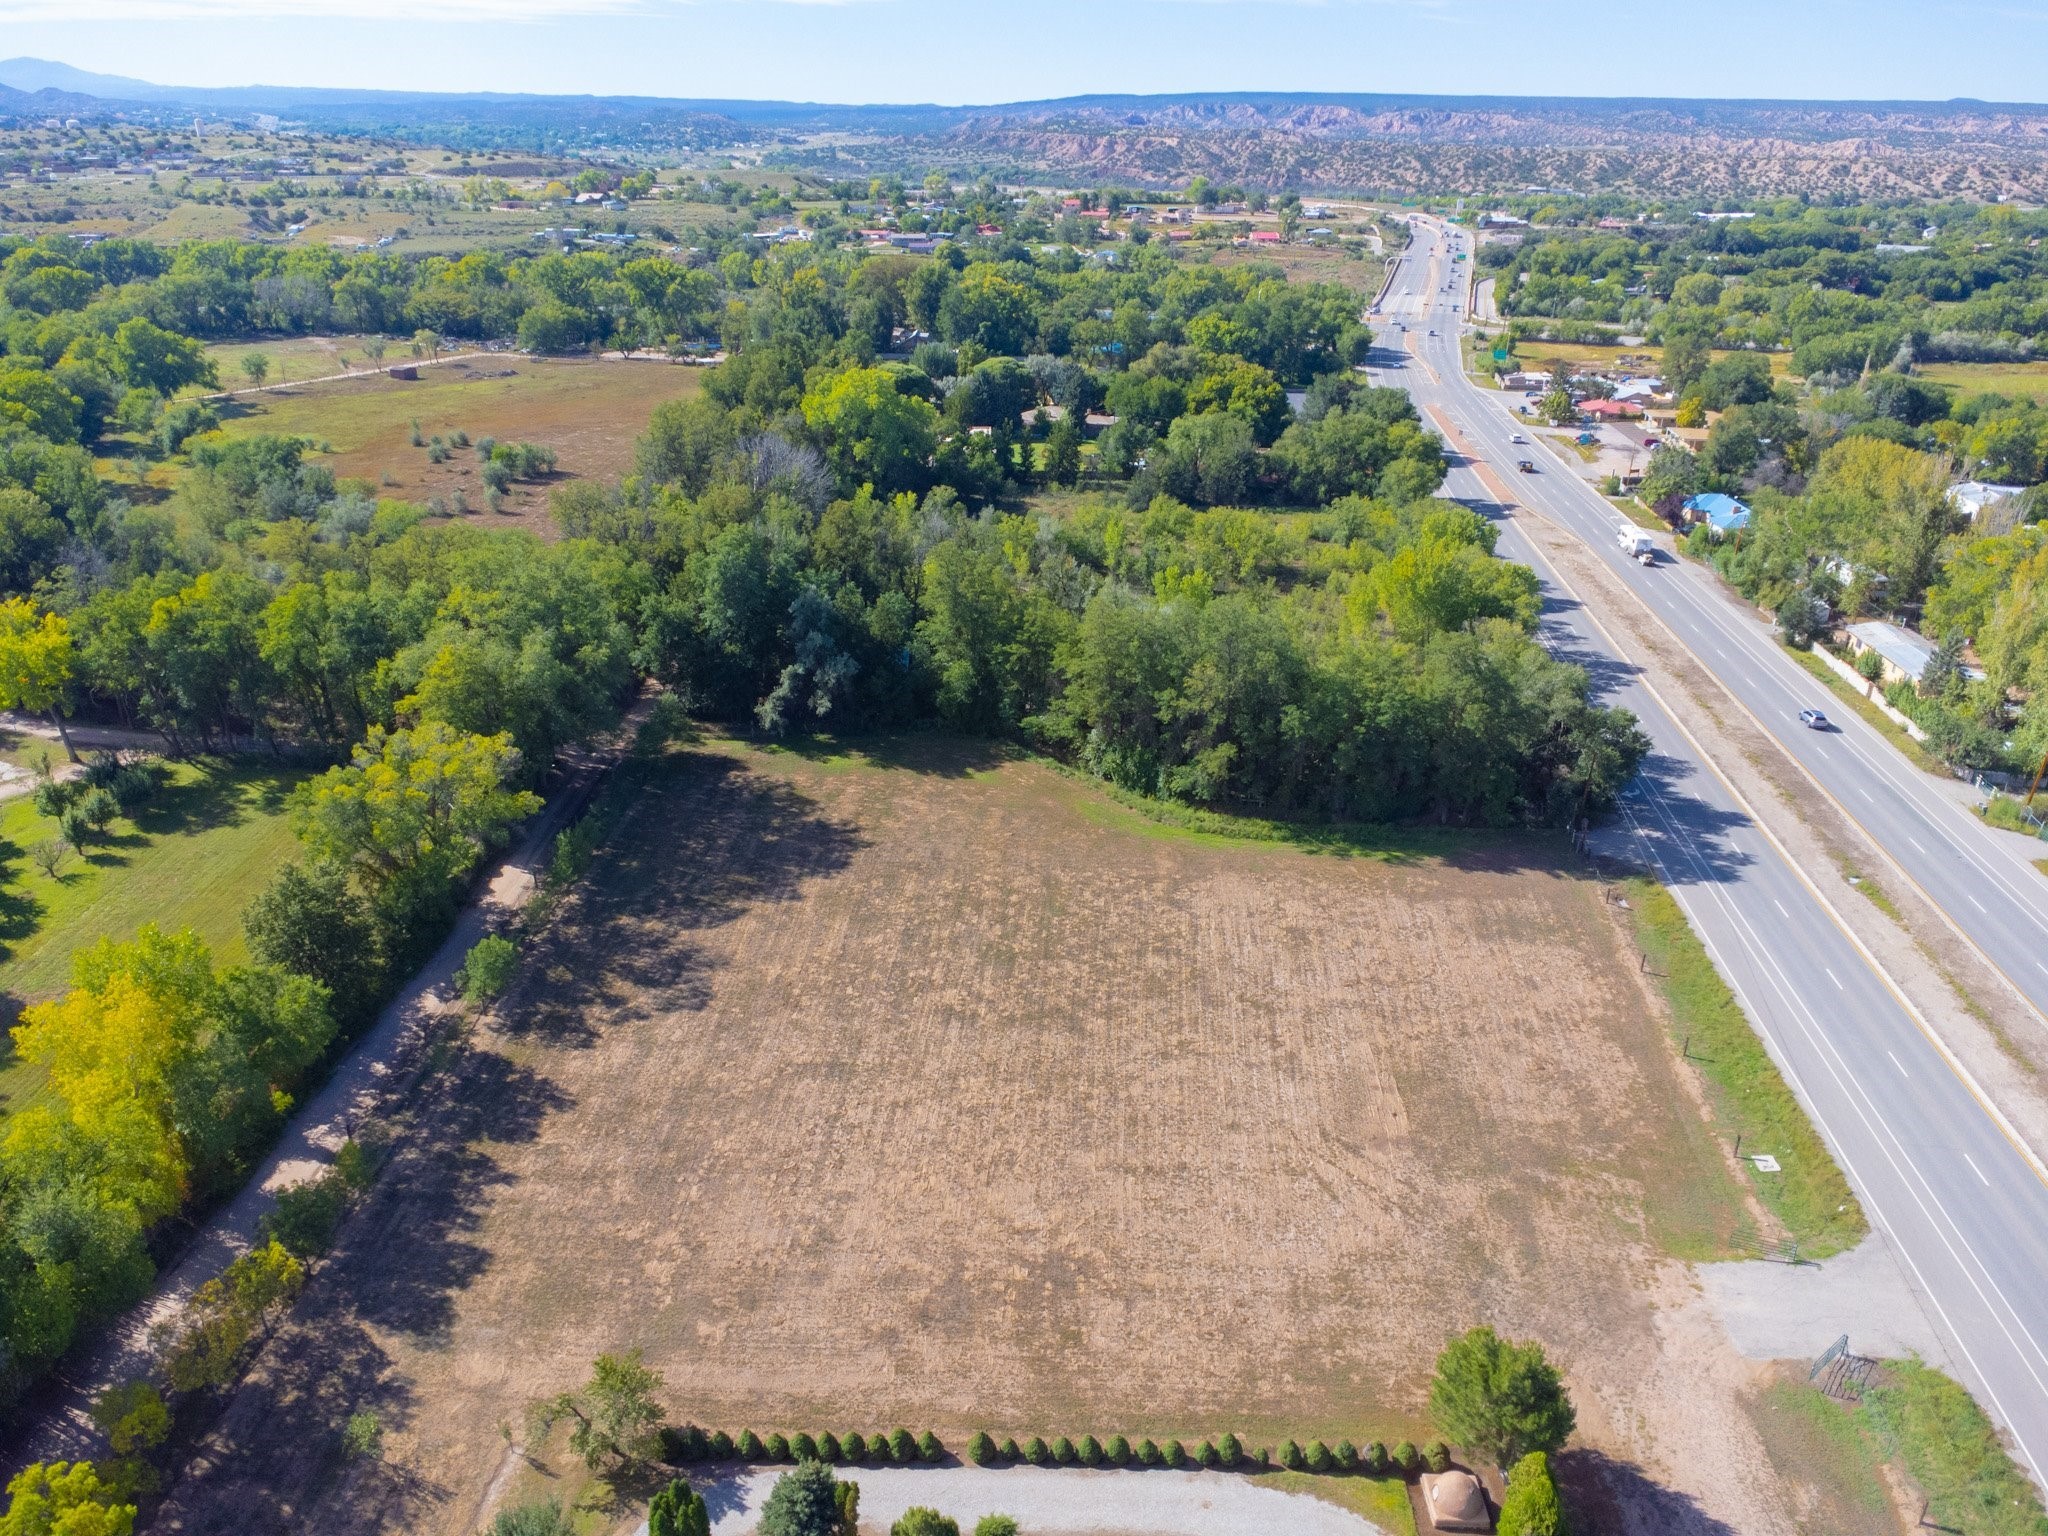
[5,0,2047,106]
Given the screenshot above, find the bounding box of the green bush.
[459,933,519,1003]
[792,1432,818,1462]
[650,1478,712,1536]
[738,1429,765,1460]
[765,1433,791,1461]
[1334,1440,1359,1472]
[1393,1440,1419,1475]
[917,1429,942,1462]
[1106,1433,1131,1465]
[1197,1440,1220,1468]
[709,1430,735,1460]
[1052,1435,1076,1464]
[1424,1439,1451,1473]
[660,1424,708,1462]
[1498,1451,1565,1536]
[841,1432,865,1462]
[1136,1438,1160,1467]
[1306,1440,1333,1473]
[1161,1439,1184,1468]
[967,1430,996,1466]
[889,1428,914,1463]
[1362,1441,1388,1475]
[31,778,74,819]
[262,1172,349,1258]
[973,1519,1018,1536]
[1281,1440,1306,1471]
[1078,1433,1103,1466]
[817,1431,841,1462]
[343,1408,383,1459]
[999,1438,1021,1463]
[890,1510,958,1536]
[491,1498,574,1536]
[1023,1436,1049,1465]
[1217,1432,1241,1467]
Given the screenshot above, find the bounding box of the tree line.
[0,228,1644,1424]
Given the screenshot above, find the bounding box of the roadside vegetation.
[1751,1363,2048,1536]
[1624,877,1867,1256]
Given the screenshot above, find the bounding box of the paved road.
[1392,229,2048,1036]
[1371,220,2048,1489]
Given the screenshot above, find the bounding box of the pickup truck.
[1516,459,1537,473]
[1615,526,1656,564]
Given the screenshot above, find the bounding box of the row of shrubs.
[659,1423,1452,1480]
[661,1425,944,1467]
[966,1429,1451,1478]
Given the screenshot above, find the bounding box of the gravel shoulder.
[1699,1233,1956,1366]
[636,1465,1392,1536]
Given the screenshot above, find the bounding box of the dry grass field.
[159,735,1798,1536]
[206,357,702,532]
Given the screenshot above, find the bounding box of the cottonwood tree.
[528,1350,668,1471]
[0,597,79,761]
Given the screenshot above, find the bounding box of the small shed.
[1420,1468,1494,1532]
[1843,621,1982,686]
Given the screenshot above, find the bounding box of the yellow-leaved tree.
[0,595,78,761]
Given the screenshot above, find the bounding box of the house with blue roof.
[1682,492,1752,537]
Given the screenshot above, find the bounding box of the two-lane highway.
[1369,221,2048,1489]
[1395,220,2048,1040]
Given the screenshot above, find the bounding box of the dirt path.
[630,1465,1390,1536]
[200,351,495,401]
[3,696,648,1476]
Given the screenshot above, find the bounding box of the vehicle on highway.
[1517,459,1537,473]
[1616,527,1656,563]
[1510,432,1527,443]
[1798,708,1831,730]
[1428,328,1438,336]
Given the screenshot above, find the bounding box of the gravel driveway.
[631,1465,1389,1536]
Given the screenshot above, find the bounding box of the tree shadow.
[130,761,297,839]
[338,1050,569,1344]
[744,728,1016,780]
[1556,1447,1739,1536]
[502,749,866,1047]
[143,750,870,1531]
[146,1048,562,1534]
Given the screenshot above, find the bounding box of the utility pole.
[2026,747,2048,808]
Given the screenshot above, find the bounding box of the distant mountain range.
[6,57,2048,199]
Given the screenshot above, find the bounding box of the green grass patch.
[1613,497,1668,532]
[1253,1470,1418,1536]
[1054,763,1529,864]
[0,759,311,1116]
[1746,1380,1899,1536]
[1981,794,2047,840]
[1914,360,2048,404]
[1862,1359,2048,1536]
[1623,877,1867,1256]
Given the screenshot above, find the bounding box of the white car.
[1510,432,1526,443]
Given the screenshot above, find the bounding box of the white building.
[1949,480,2026,522]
